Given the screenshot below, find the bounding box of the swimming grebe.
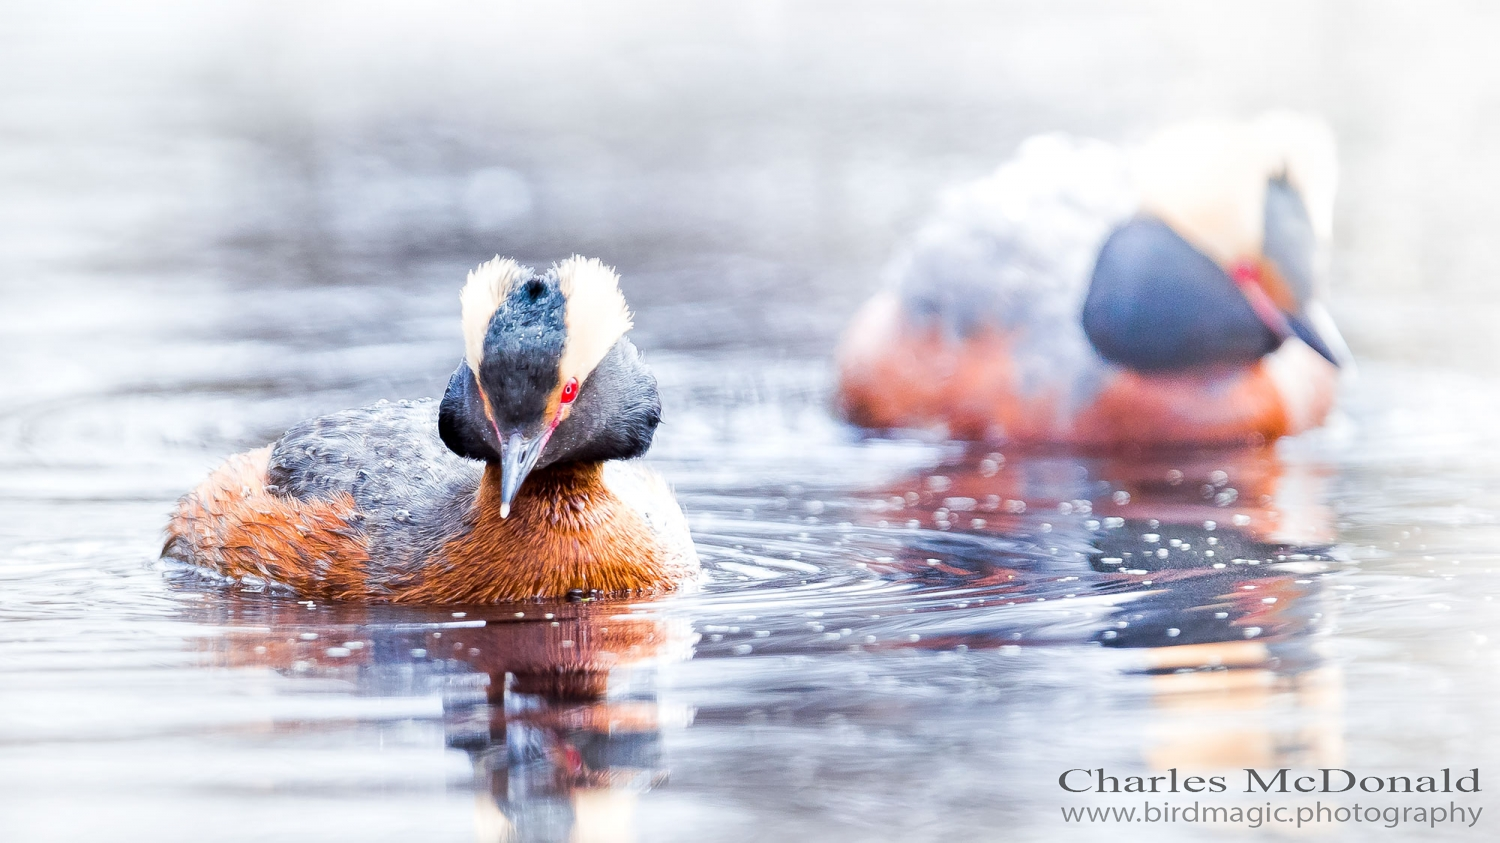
[837,113,1352,447]
[164,256,698,603]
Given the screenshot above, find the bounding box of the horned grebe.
[164,256,697,602]
[837,113,1351,446]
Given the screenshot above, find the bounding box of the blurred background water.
[3,1,1500,841]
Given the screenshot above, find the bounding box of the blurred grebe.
[164,256,697,603]
[837,113,1352,447]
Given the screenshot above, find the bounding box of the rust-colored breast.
[835,292,1336,447]
[1071,365,1291,446]
[410,462,688,604]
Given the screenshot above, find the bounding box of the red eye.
[1229,259,1261,286]
[560,378,579,404]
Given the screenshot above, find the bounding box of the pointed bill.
[1230,266,1347,369]
[497,430,551,518]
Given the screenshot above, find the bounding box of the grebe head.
[1083,113,1351,372]
[438,256,660,516]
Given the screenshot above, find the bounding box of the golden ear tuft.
[1251,111,1337,241]
[460,256,529,373]
[1133,121,1269,264]
[1132,112,1338,264]
[554,256,634,387]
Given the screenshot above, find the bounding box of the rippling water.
[6,2,1500,841]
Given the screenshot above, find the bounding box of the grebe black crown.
[438,257,661,516]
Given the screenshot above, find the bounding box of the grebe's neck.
[408,460,673,603]
[474,461,613,531]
